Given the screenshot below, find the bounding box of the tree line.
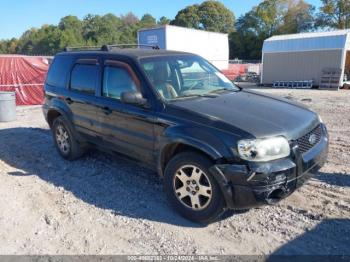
[0,0,349,59]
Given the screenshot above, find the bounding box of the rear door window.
[70,64,98,95]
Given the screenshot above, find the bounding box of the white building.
[261,30,350,89]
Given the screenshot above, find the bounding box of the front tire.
[52,116,85,160]
[164,152,226,224]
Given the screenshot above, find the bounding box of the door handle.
[65,97,73,104]
[102,106,112,115]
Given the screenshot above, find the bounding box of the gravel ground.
[0,88,349,255]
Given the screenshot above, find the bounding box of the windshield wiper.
[209,88,240,94]
[171,93,218,101]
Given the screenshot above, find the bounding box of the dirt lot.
[0,88,349,255]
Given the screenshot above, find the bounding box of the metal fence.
[209,60,262,82]
[229,59,261,64]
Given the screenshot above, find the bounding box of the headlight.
[237,136,290,162]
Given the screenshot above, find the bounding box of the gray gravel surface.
[0,88,349,255]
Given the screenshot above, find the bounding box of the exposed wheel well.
[47,110,61,128]
[161,143,215,175]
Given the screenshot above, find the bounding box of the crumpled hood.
[171,90,319,140]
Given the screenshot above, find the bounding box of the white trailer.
[138,25,229,70]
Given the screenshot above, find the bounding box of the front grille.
[296,125,322,154]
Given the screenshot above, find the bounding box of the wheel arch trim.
[47,105,84,143]
[157,136,223,177]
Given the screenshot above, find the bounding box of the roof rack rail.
[64,44,160,52]
[104,44,160,50]
[64,46,102,52]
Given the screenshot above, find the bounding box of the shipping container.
[138,25,229,70]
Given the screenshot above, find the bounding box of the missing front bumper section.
[210,158,322,209]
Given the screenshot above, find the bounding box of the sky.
[0,0,321,40]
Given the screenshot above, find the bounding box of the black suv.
[43,45,329,223]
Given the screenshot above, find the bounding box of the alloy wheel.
[55,124,70,155]
[173,165,213,211]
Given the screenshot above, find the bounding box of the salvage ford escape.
[43,45,329,223]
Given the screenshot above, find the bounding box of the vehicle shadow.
[268,219,350,259]
[315,171,350,188]
[0,127,231,227]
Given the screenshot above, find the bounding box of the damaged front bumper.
[210,125,329,209]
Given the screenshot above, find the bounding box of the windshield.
[140,55,239,101]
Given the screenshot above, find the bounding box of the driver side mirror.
[121,91,148,107]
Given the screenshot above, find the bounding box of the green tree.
[0,11,143,55]
[0,41,5,53]
[229,0,281,59]
[82,14,119,45]
[58,16,85,47]
[34,25,63,55]
[139,14,156,28]
[171,4,201,29]
[100,14,123,44]
[230,0,315,60]
[17,28,37,54]
[59,16,82,31]
[119,12,140,44]
[119,25,138,44]
[198,1,235,33]
[15,25,62,55]
[316,0,350,29]
[8,39,19,53]
[172,1,235,33]
[120,12,139,26]
[0,38,19,54]
[279,0,315,34]
[158,16,171,25]
[82,14,102,43]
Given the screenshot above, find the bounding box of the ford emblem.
[309,134,317,145]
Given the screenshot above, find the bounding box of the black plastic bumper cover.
[210,130,329,209]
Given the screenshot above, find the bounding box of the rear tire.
[164,152,226,224]
[52,116,85,160]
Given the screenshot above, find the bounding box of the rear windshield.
[46,55,74,88]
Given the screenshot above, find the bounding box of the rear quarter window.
[46,55,74,88]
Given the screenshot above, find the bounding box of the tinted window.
[71,64,98,95]
[103,66,137,99]
[46,56,74,87]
